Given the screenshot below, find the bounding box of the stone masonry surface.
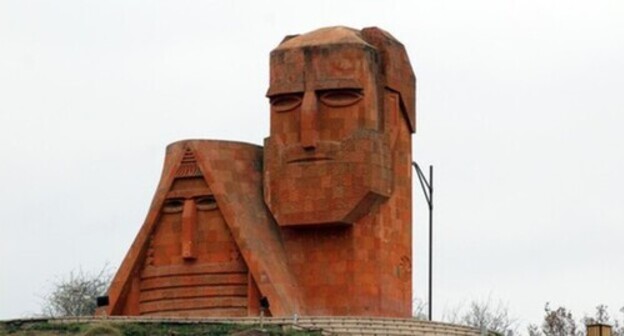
[105,26,416,318]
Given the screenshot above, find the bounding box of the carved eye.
[195,195,218,211]
[319,89,363,107]
[270,94,302,112]
[162,199,184,214]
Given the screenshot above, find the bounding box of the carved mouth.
[282,141,340,164]
[287,156,332,164]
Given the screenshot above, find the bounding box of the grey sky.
[1,0,623,329]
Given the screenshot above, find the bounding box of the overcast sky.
[1,0,623,330]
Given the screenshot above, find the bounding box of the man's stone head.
[264,26,415,227]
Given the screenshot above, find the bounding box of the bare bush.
[527,323,543,336]
[541,303,581,336]
[462,298,518,336]
[441,298,517,336]
[412,297,428,320]
[41,266,112,317]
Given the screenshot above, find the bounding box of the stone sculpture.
[105,26,415,318]
[106,141,301,316]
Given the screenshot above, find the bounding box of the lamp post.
[412,162,433,321]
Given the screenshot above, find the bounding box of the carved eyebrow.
[267,79,363,97]
[166,188,213,199]
[313,79,362,91]
[266,82,304,97]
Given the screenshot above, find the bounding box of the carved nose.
[300,91,319,150]
[181,199,197,260]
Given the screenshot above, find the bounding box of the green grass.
[0,320,322,336]
[0,320,84,335]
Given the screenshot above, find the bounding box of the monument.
[105,26,416,318]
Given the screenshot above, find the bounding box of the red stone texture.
[107,26,415,318]
[264,27,414,317]
[107,140,302,317]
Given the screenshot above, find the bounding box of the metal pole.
[428,165,433,321]
[412,162,433,321]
